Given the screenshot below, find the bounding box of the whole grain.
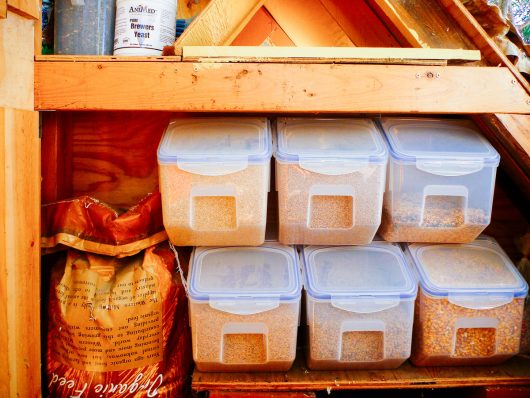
[277,162,385,245]
[190,301,299,372]
[160,164,268,246]
[307,300,414,370]
[380,194,488,243]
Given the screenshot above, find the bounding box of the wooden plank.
[177,0,211,20]
[34,61,530,113]
[193,355,530,391]
[0,0,6,19]
[209,393,316,398]
[231,6,295,46]
[264,0,354,47]
[369,0,478,50]
[0,108,40,398]
[495,114,530,157]
[0,11,34,111]
[41,111,172,208]
[34,55,182,62]
[319,0,401,47]
[438,0,530,95]
[7,0,39,19]
[175,0,265,46]
[180,46,481,62]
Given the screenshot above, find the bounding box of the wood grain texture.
[495,114,530,156]
[264,0,354,47]
[193,355,530,391]
[231,7,295,46]
[180,46,481,61]
[0,11,34,110]
[41,111,172,207]
[369,0,478,50]
[319,0,401,47]
[0,108,40,398]
[177,0,211,20]
[438,0,530,95]
[7,0,39,19]
[175,0,265,45]
[34,61,530,113]
[0,0,6,19]
[209,393,316,398]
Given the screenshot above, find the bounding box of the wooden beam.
[319,0,401,47]
[0,11,34,111]
[193,356,530,391]
[369,0,424,47]
[0,108,40,398]
[495,114,530,157]
[175,0,265,46]
[0,0,7,19]
[7,0,39,19]
[34,55,183,62]
[180,46,481,62]
[438,0,530,95]
[177,0,211,20]
[34,60,530,113]
[369,0,478,50]
[231,6,295,46]
[264,0,354,46]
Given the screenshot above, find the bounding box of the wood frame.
[34,59,530,113]
[193,356,530,392]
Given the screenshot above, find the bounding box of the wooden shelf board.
[192,355,530,392]
[34,59,530,113]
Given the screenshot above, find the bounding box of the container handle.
[416,159,484,176]
[448,292,514,310]
[299,158,368,175]
[209,298,280,315]
[331,296,400,313]
[177,159,248,176]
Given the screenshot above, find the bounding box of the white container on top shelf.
[405,237,528,366]
[301,242,417,370]
[188,243,302,372]
[378,118,500,243]
[274,118,388,245]
[157,117,272,246]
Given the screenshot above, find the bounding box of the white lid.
[275,118,387,174]
[380,118,499,165]
[157,117,272,168]
[189,244,301,301]
[302,243,416,300]
[407,238,528,300]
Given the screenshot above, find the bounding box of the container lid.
[407,238,528,299]
[380,118,499,165]
[302,243,417,300]
[189,243,301,301]
[274,118,387,172]
[157,117,272,165]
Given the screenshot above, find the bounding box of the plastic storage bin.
[158,117,272,246]
[406,238,528,366]
[54,0,115,55]
[301,242,417,370]
[188,244,302,372]
[378,118,500,243]
[275,118,387,245]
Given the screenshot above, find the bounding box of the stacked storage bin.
[158,115,528,373]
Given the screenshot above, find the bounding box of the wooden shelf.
[34,56,530,113]
[192,354,530,392]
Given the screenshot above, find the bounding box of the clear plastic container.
[275,118,387,245]
[378,118,500,243]
[54,0,116,55]
[406,237,528,366]
[301,242,417,370]
[188,244,302,372]
[158,117,272,246]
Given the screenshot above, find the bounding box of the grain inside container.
[406,237,528,366]
[275,118,387,245]
[301,242,417,370]
[379,118,500,243]
[158,117,272,246]
[188,244,302,372]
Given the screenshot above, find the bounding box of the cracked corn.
[411,290,524,366]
